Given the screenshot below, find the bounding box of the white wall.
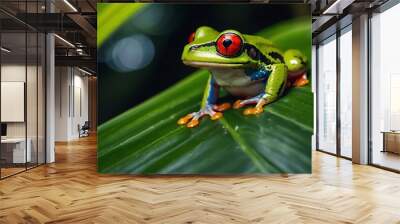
[1,64,25,81]
[55,66,89,141]
[1,65,27,165]
[1,65,26,140]
[1,64,39,138]
[72,73,89,138]
[55,66,69,141]
[1,63,46,164]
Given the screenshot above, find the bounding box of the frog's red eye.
[216,33,243,57]
[188,32,195,43]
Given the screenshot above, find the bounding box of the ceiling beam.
[55,55,96,71]
[66,14,95,36]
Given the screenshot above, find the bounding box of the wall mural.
[97,3,313,174]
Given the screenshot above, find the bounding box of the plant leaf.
[97,3,146,47]
[98,17,313,174]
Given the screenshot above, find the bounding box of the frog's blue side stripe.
[207,77,218,104]
[245,68,271,81]
[201,75,218,107]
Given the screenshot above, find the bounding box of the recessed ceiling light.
[54,34,75,48]
[322,0,354,15]
[63,0,78,12]
[78,67,93,76]
[1,47,11,53]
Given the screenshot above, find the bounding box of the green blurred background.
[98,4,310,124]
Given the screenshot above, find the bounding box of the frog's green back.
[243,34,283,56]
[243,34,274,48]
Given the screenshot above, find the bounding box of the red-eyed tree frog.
[178,26,308,128]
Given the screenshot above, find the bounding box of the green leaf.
[97,3,146,47]
[98,17,313,174]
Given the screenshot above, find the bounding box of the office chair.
[79,121,90,138]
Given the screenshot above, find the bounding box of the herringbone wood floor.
[1,135,400,224]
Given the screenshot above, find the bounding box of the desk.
[1,138,31,163]
[382,131,400,154]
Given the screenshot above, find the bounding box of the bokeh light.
[108,34,155,73]
[131,5,174,35]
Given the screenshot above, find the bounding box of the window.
[316,24,353,159]
[317,35,337,154]
[339,26,352,158]
[370,3,400,171]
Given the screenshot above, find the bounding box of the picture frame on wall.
[97,3,313,175]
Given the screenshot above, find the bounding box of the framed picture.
[98,3,312,174]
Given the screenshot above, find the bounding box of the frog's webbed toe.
[233,94,267,116]
[213,102,231,112]
[177,105,224,128]
[186,118,200,128]
[177,113,195,125]
[243,106,264,115]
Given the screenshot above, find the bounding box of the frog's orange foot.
[243,106,264,116]
[233,94,264,110]
[233,100,244,109]
[232,94,267,116]
[186,118,199,128]
[177,106,223,128]
[177,113,194,125]
[213,102,231,112]
[293,74,309,87]
[210,111,223,120]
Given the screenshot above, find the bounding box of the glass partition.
[0,1,46,179]
[1,30,28,177]
[317,35,337,154]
